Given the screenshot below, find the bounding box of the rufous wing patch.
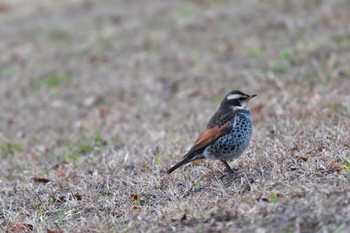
[191,123,229,151]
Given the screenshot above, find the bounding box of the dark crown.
[220,90,253,108]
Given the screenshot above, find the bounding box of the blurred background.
[1,0,349,155]
[1,0,350,178]
[0,0,350,231]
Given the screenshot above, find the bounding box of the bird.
[167,90,257,175]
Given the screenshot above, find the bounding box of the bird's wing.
[167,120,234,174]
[181,110,239,161]
[190,123,231,152]
[186,112,238,156]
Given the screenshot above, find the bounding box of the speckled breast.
[204,113,253,160]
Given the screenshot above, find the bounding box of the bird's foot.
[219,170,239,180]
[219,160,239,179]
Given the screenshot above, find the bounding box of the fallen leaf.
[11,224,33,232]
[297,156,308,162]
[131,205,141,214]
[99,107,110,120]
[47,230,62,233]
[188,90,200,98]
[327,160,344,172]
[139,164,150,172]
[0,3,10,13]
[33,177,51,184]
[130,194,140,202]
[88,55,108,63]
[7,118,14,129]
[328,160,337,169]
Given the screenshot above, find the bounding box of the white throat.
[231,100,248,110]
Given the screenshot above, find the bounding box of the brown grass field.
[1,0,350,232]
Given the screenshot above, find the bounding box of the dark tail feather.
[167,158,192,174]
[167,149,204,174]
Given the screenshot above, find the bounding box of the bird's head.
[221,90,257,110]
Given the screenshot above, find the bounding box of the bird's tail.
[166,158,192,174]
[167,151,204,174]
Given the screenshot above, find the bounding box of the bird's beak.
[247,94,257,100]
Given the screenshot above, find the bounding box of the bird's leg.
[221,160,235,174]
[219,160,239,180]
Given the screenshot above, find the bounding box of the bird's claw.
[219,171,239,180]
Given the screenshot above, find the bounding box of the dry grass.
[1,0,350,232]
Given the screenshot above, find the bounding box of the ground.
[0,0,350,232]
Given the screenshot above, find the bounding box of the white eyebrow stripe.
[226,94,242,100]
